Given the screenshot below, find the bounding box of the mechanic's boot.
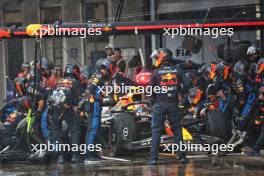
[85,152,101,162]
[178,152,188,164]
[147,159,157,165]
[241,146,252,152]
[71,153,81,163]
[179,157,188,164]
[92,152,105,161]
[57,155,64,164]
[243,148,261,156]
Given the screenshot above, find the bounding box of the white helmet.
[105,43,114,49]
[247,46,257,55]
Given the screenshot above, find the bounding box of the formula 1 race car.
[99,90,232,156]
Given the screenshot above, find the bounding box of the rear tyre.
[16,118,45,149]
[206,109,232,141]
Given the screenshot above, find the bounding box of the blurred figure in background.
[17,62,30,78]
[114,48,126,73]
[105,44,114,59]
[45,66,62,89]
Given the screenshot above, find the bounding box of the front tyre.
[101,113,137,156]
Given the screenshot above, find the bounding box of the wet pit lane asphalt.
[0,153,264,176]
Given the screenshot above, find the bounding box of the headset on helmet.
[206,84,218,102]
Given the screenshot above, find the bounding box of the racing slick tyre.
[102,113,137,156]
[15,117,42,149]
[16,118,69,145]
[205,109,232,142]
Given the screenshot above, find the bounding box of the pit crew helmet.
[234,60,250,77]
[188,87,202,105]
[198,63,216,80]
[95,58,114,79]
[215,61,231,80]
[184,72,197,88]
[256,58,264,75]
[37,57,54,78]
[64,63,81,80]
[150,48,173,68]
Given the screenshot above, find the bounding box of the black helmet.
[215,61,231,80]
[38,58,54,78]
[80,66,91,79]
[95,58,114,79]
[188,87,202,105]
[14,77,28,96]
[95,58,106,71]
[38,58,54,69]
[64,64,80,80]
[150,48,173,68]
[234,60,250,76]
[198,63,216,80]
[206,84,218,101]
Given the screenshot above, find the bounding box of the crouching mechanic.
[148,48,188,165]
[85,58,114,161]
[0,78,32,148]
[242,86,264,156]
[49,64,83,164]
[242,58,264,155]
